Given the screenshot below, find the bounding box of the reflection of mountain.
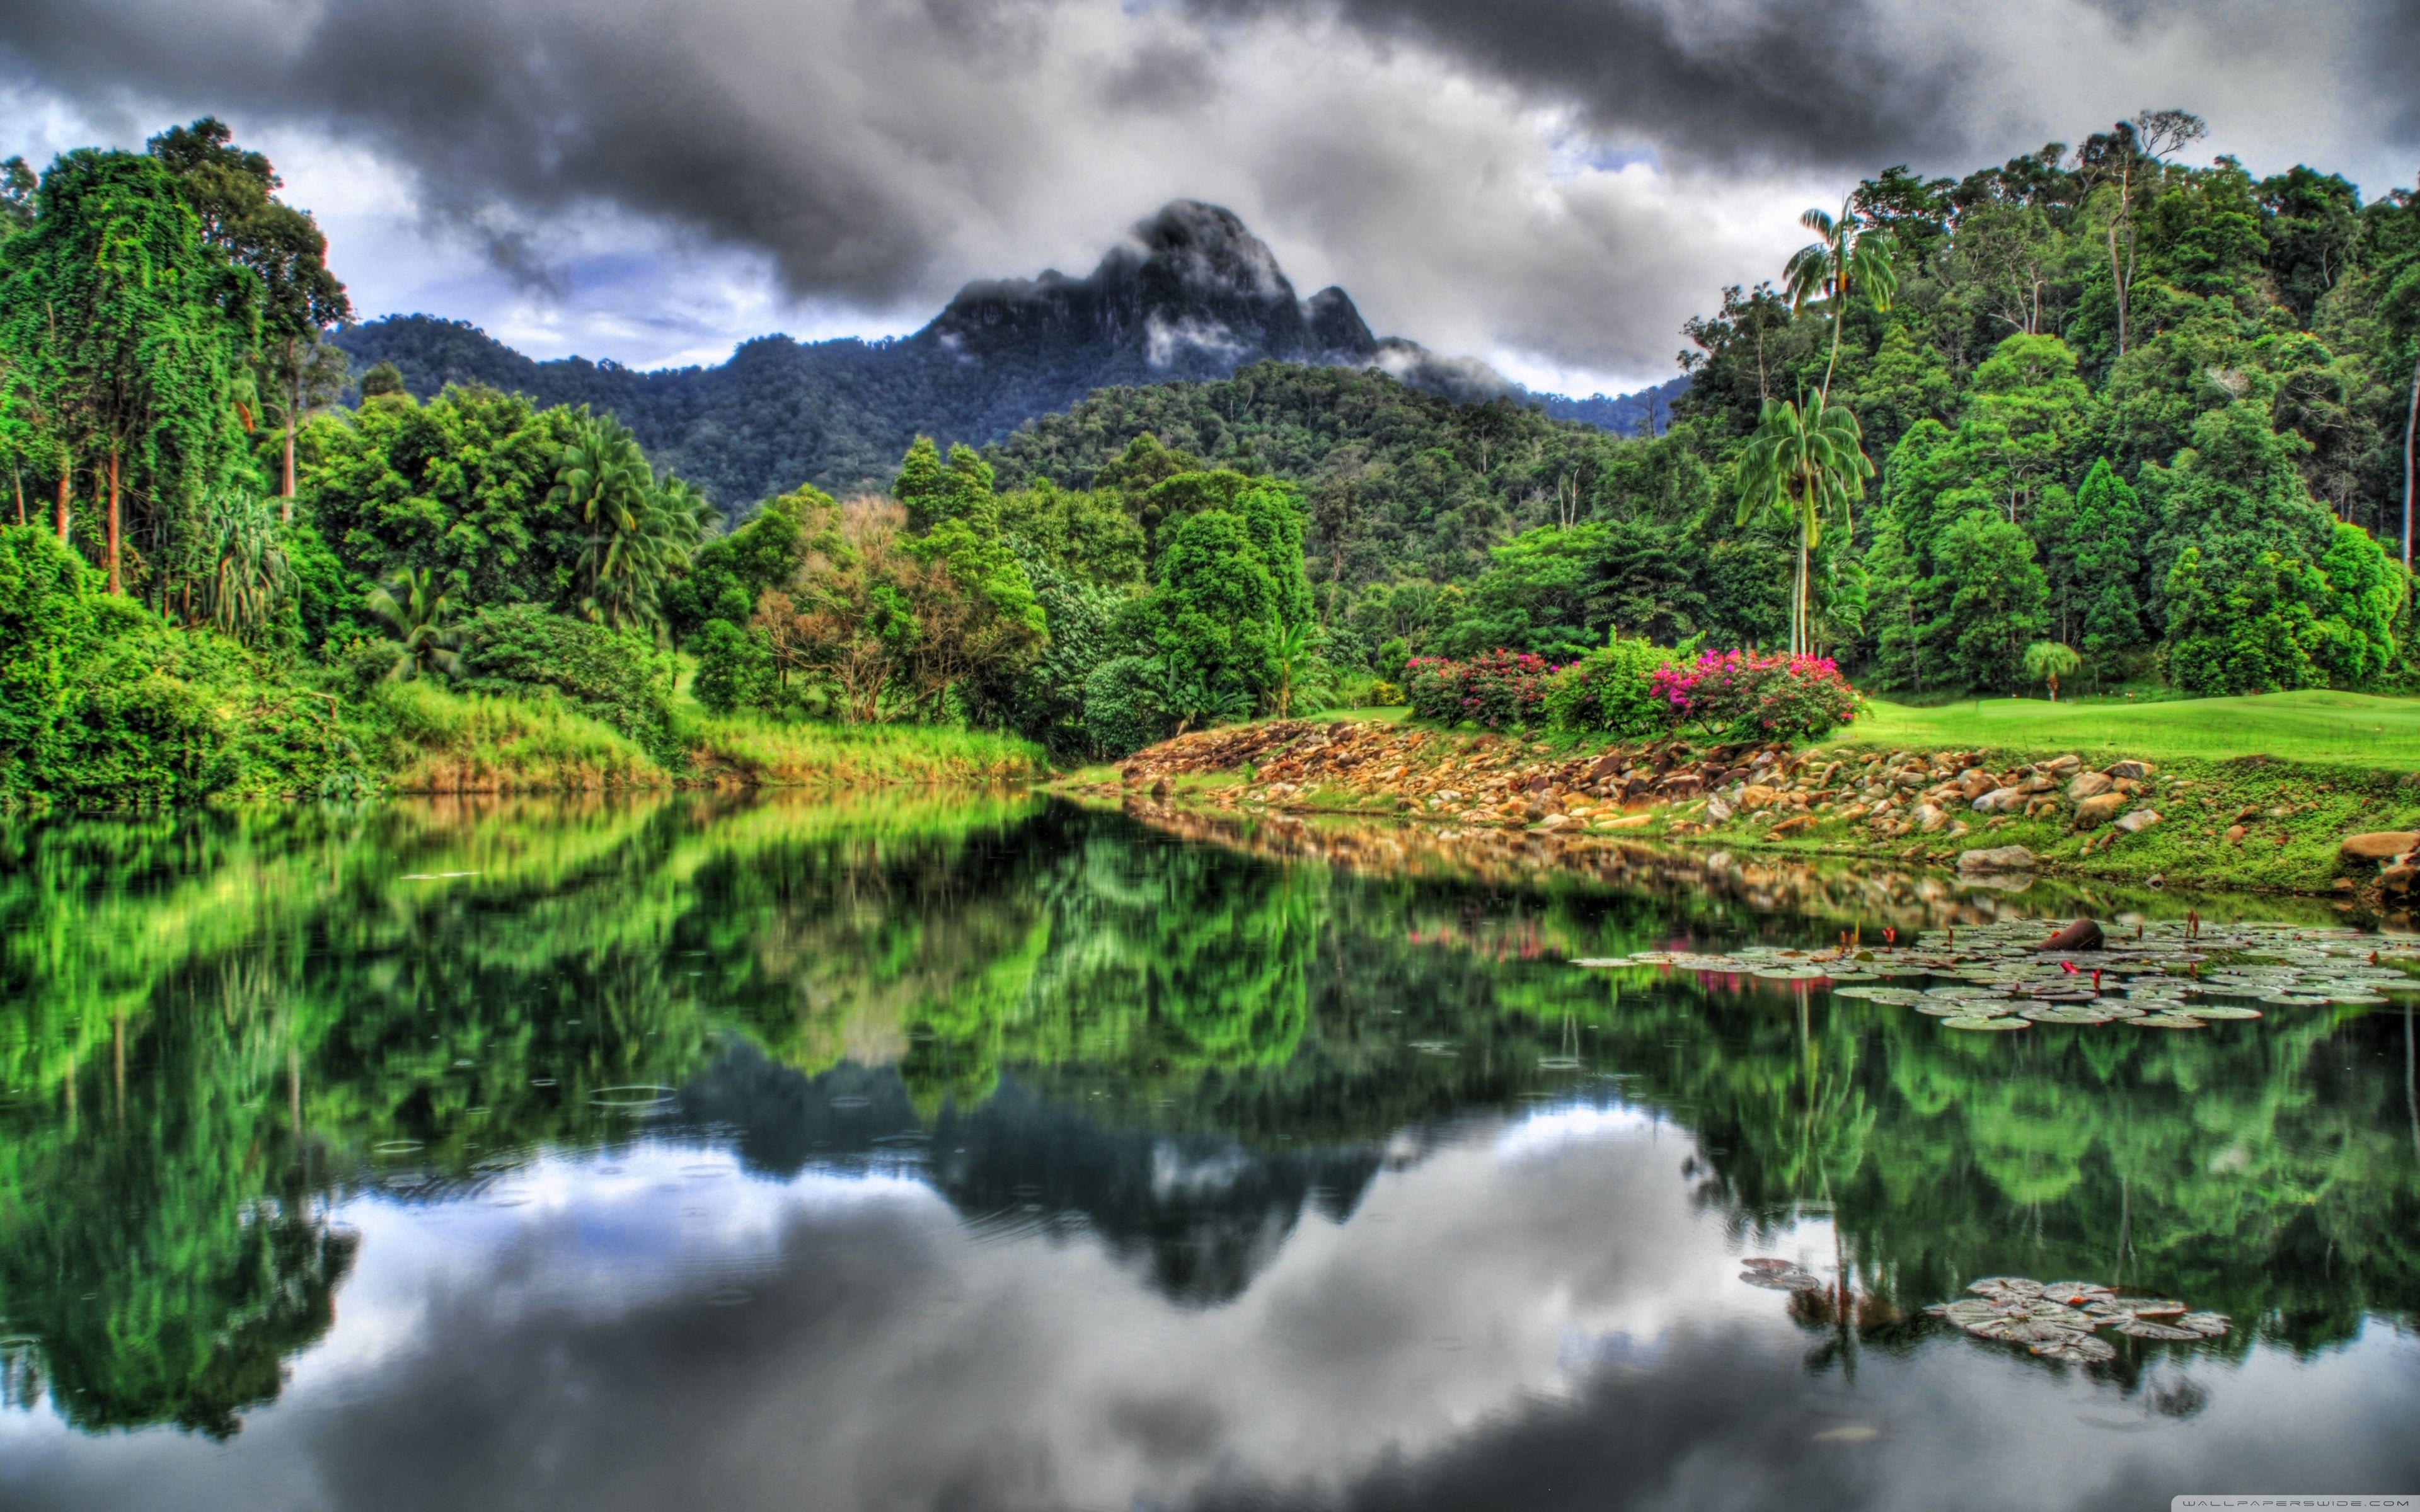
[676,1043,1381,1305]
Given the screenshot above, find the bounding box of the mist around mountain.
[331,201,1683,508]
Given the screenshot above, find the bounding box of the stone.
[1597,813,1653,830]
[1913,802,1947,833]
[1704,796,1734,822]
[2073,793,2126,828]
[2382,865,2417,894]
[1533,813,1575,832]
[1958,845,2037,874]
[1973,786,2028,813]
[1739,784,1777,811]
[2032,918,2106,952]
[2114,809,2162,833]
[1957,769,1998,800]
[1768,815,1816,837]
[2107,760,2156,780]
[2225,825,2247,845]
[2339,832,2420,864]
[2067,771,2114,801]
[2048,754,2083,774]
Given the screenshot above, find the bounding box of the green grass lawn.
[1832,690,2420,772]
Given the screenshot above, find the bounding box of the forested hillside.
[331,202,1656,507]
[1006,116,2417,702]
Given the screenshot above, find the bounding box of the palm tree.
[551,417,709,636]
[548,415,654,620]
[1269,619,1315,718]
[1737,394,1874,656]
[1785,200,1898,405]
[2024,640,2082,701]
[197,490,294,644]
[365,566,461,682]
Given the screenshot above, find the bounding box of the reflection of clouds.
[6,1108,2419,1512]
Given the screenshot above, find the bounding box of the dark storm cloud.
[0,0,967,301]
[0,0,2406,384]
[1181,0,2420,173]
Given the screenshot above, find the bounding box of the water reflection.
[0,793,2415,1509]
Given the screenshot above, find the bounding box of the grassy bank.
[229,684,1048,801]
[684,715,1046,788]
[1838,691,2420,771]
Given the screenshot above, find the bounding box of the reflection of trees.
[4,790,2417,1439]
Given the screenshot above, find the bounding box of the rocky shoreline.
[1075,719,2420,913]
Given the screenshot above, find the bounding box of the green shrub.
[454,605,679,763]
[691,619,776,714]
[1542,637,1671,736]
[1084,655,1170,759]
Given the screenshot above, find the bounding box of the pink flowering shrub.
[1649,651,1861,742]
[1405,650,1564,729]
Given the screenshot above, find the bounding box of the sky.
[3,0,2415,397]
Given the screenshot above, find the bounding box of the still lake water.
[2,792,2416,1511]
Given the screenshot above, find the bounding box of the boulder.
[1912,802,1947,833]
[2114,808,2162,833]
[2107,759,2156,781]
[2066,771,2114,801]
[2073,793,2126,828]
[2031,918,2106,952]
[2382,864,2417,895]
[2048,754,2083,775]
[1704,796,1734,823]
[1972,786,2029,813]
[1957,769,1998,800]
[2339,832,2420,864]
[1957,845,2037,874]
[1739,784,1778,811]
[1768,814,1817,837]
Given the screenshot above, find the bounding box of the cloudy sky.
[3,0,2414,395]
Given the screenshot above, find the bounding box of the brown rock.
[2073,793,2126,828]
[1768,815,1816,837]
[1739,784,1778,811]
[2225,825,2247,845]
[2107,759,2155,780]
[2339,832,2420,863]
[2067,771,2114,801]
[2382,865,2417,894]
[2031,918,2106,952]
[2114,808,2162,834]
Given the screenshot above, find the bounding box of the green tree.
[1736,396,1872,655]
[146,118,351,507]
[1784,199,1898,404]
[1935,509,2048,691]
[2021,639,2081,700]
[0,150,259,597]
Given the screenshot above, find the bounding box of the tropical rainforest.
[3,110,2419,806]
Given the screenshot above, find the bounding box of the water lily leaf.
[2030,1332,2117,1363]
[2112,1317,2201,1341]
[2175,1312,2230,1337]
[1944,1015,2029,1031]
[2127,1012,2206,1029]
[1741,1257,1797,1273]
[2180,1004,2261,1021]
[1968,1277,2044,1299]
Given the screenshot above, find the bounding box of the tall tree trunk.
[282,412,297,518]
[2403,345,2417,575]
[105,448,121,595]
[55,471,69,542]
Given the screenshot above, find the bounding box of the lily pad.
[1944,1015,2029,1031]
[2181,1004,2262,1021]
[2112,1316,2203,1341]
[2127,1012,2206,1029]
[2029,1332,2117,1364]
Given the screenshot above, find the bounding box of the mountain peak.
[926,199,1461,391]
